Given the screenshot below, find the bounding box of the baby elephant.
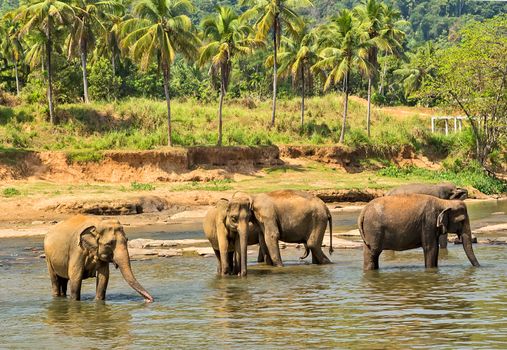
[358,194,480,270]
[44,215,154,302]
[203,197,271,276]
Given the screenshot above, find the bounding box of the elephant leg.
[258,235,273,265]
[260,222,283,267]
[47,261,62,297]
[95,264,109,301]
[231,251,239,275]
[58,276,68,296]
[69,268,83,301]
[423,245,439,268]
[257,246,265,263]
[439,234,448,249]
[363,244,380,270]
[307,222,331,265]
[214,249,222,275]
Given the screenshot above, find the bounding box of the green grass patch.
[377,162,507,195]
[66,150,104,164]
[2,187,21,197]
[129,182,156,191]
[171,179,233,192]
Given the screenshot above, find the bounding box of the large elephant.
[386,182,468,248]
[44,215,154,302]
[357,194,480,270]
[203,196,271,277]
[246,190,333,270]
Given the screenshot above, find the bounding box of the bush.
[66,150,104,164]
[2,187,21,197]
[89,58,122,101]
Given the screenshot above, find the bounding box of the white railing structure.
[431,116,469,135]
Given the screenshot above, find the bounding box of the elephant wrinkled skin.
[358,194,480,270]
[386,182,468,248]
[44,215,154,302]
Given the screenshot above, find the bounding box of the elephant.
[44,215,154,302]
[235,190,333,272]
[357,194,480,270]
[386,182,468,248]
[203,196,272,277]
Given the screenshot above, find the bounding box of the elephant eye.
[231,215,238,222]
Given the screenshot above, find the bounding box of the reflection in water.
[1,200,507,348]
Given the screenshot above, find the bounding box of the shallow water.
[1,200,506,349]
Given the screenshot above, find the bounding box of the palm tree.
[271,25,318,128]
[17,0,75,124]
[198,6,263,146]
[121,0,200,147]
[0,14,24,95]
[245,0,312,127]
[354,0,406,137]
[98,10,130,77]
[312,9,371,143]
[67,0,122,103]
[394,42,435,99]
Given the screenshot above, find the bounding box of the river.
[0,200,506,349]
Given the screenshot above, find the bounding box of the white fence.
[431,116,469,135]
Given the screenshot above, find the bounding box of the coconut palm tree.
[98,10,130,77]
[244,0,312,127]
[313,9,371,143]
[121,0,200,147]
[354,0,406,137]
[198,6,263,146]
[17,0,75,124]
[0,13,24,95]
[270,25,318,128]
[67,0,123,103]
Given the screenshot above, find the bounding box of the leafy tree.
[270,24,317,128]
[17,0,75,123]
[428,15,507,167]
[67,0,122,103]
[313,9,370,143]
[88,56,121,100]
[0,12,23,95]
[199,6,262,146]
[121,0,200,146]
[245,0,312,127]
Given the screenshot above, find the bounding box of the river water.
[1,200,506,349]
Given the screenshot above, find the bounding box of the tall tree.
[313,9,371,143]
[17,0,75,124]
[121,0,200,147]
[0,13,24,95]
[245,0,312,127]
[199,6,262,146]
[271,25,317,128]
[354,0,405,137]
[67,0,122,103]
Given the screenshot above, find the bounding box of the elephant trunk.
[114,244,154,302]
[461,219,480,267]
[238,221,248,277]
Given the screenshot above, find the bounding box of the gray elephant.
[386,182,468,248]
[44,215,154,302]
[203,195,271,276]
[243,190,333,270]
[357,194,480,270]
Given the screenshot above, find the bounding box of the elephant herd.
[43,182,480,303]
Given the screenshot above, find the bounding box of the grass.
[2,187,21,197]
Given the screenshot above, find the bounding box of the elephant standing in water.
[248,190,333,269]
[44,215,154,302]
[203,196,272,277]
[358,194,480,270]
[386,183,468,248]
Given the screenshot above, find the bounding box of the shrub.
[130,182,155,191]
[2,187,21,197]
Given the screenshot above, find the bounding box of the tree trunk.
[46,30,55,124]
[271,17,278,128]
[81,42,90,103]
[162,64,172,147]
[217,68,225,147]
[367,77,372,137]
[111,55,116,77]
[14,61,20,96]
[339,71,349,143]
[300,66,305,129]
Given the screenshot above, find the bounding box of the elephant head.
[79,220,154,302]
[226,192,253,276]
[449,187,468,200]
[436,202,480,267]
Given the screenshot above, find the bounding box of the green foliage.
[66,150,104,164]
[171,178,233,191]
[129,182,155,191]
[88,58,121,101]
[2,187,20,197]
[378,163,507,195]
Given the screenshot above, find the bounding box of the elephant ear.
[436,208,451,233]
[79,226,98,252]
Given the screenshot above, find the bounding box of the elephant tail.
[326,206,333,255]
[357,208,369,248]
[299,242,310,260]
